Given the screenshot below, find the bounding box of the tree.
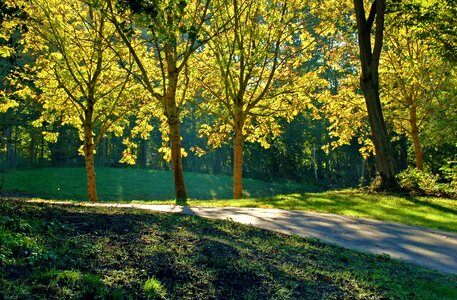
[315,0,456,179]
[353,0,397,189]
[106,0,222,202]
[24,0,143,202]
[381,24,452,171]
[193,0,323,198]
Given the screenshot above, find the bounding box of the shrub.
[397,167,439,195]
[440,161,457,187]
[398,167,457,198]
[143,276,167,299]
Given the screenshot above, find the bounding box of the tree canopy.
[1,0,456,201]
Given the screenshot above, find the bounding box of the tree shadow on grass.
[1,201,456,299]
[403,196,457,215]
[261,192,457,233]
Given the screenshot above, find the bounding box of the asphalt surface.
[36,201,457,274]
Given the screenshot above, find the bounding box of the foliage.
[397,167,457,199]
[194,0,323,150]
[105,0,221,200]
[397,167,439,194]
[143,276,167,299]
[1,0,456,195]
[17,0,149,201]
[0,0,28,112]
[312,1,375,158]
[24,0,143,148]
[381,7,456,170]
[1,200,456,299]
[441,161,457,187]
[315,0,457,179]
[388,0,457,62]
[190,0,327,197]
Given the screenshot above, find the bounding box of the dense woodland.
[0,0,456,201]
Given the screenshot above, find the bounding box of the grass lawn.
[152,190,457,233]
[4,167,457,233]
[1,200,456,299]
[2,167,319,201]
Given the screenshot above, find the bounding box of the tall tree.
[24,0,143,202]
[106,0,223,202]
[353,0,397,189]
[381,25,452,171]
[193,0,322,198]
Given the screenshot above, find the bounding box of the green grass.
[2,167,319,201]
[143,276,168,299]
[148,190,457,233]
[4,167,457,233]
[1,200,456,299]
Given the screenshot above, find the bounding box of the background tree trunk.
[138,139,148,169]
[409,105,424,171]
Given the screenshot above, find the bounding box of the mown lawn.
[1,200,456,299]
[2,167,319,200]
[147,190,457,233]
[4,167,457,233]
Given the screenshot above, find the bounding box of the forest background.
[0,0,456,202]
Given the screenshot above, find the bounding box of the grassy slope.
[1,200,456,299]
[4,167,457,233]
[2,167,318,201]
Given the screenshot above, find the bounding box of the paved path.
[35,201,457,274]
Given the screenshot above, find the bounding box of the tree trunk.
[164,48,187,203]
[362,81,397,187]
[6,127,13,161]
[84,110,98,203]
[138,139,148,169]
[167,113,187,202]
[354,0,397,189]
[233,107,245,199]
[40,124,45,161]
[233,127,244,199]
[409,105,424,171]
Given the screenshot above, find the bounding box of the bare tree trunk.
[6,127,13,161]
[354,0,397,189]
[84,110,98,203]
[233,127,244,199]
[409,105,424,171]
[29,132,35,164]
[138,139,148,169]
[233,108,245,199]
[85,144,97,203]
[167,112,187,202]
[163,46,188,203]
[313,143,318,180]
[362,82,397,187]
[40,124,45,161]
